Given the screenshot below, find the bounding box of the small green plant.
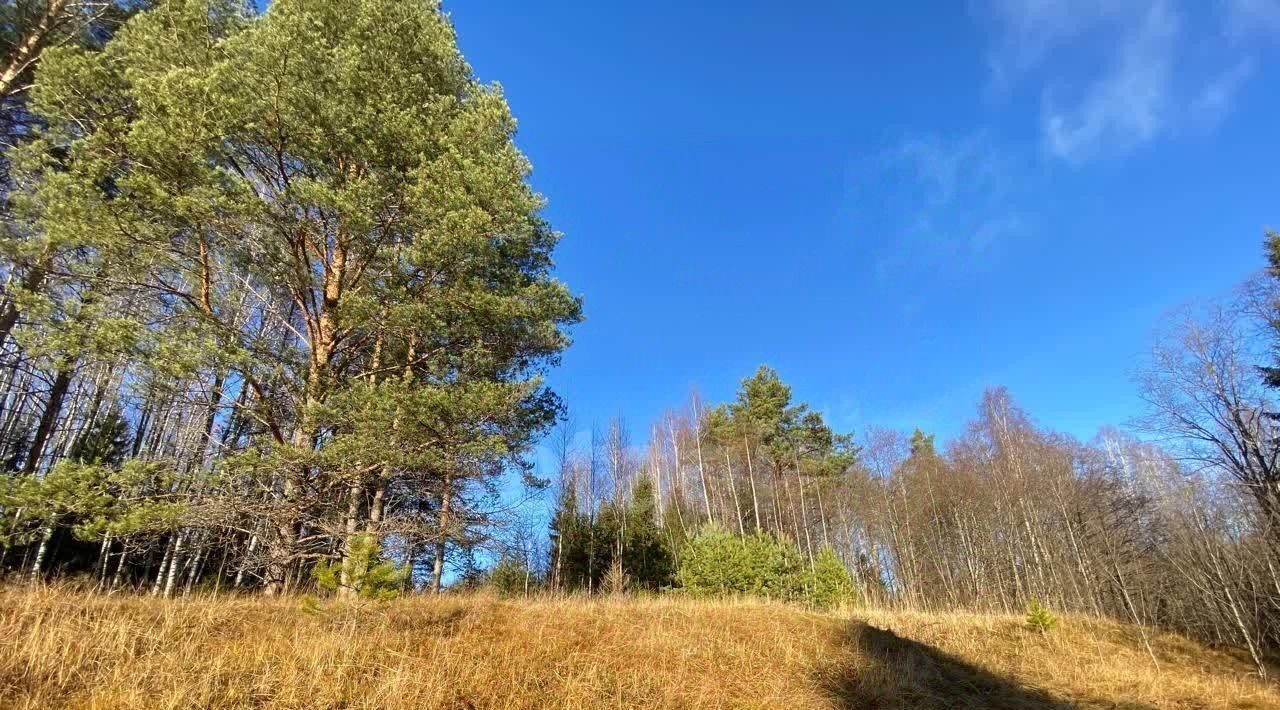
[488,556,536,597]
[1026,599,1058,634]
[298,594,323,615]
[312,533,408,601]
[808,546,859,610]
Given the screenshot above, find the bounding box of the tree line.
[532,256,1280,676]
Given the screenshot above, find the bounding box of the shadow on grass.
[819,622,1154,710]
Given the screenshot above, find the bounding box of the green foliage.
[66,408,132,466]
[677,528,863,609]
[909,428,936,458]
[809,546,859,610]
[487,556,535,597]
[548,486,592,590]
[549,477,675,593]
[298,595,323,616]
[18,0,582,591]
[677,524,807,601]
[312,558,340,593]
[0,458,185,548]
[1261,230,1280,389]
[726,366,804,473]
[615,477,675,589]
[705,366,858,488]
[1026,599,1058,634]
[313,533,408,601]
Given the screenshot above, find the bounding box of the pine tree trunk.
[0,2,68,99]
[0,265,47,351]
[431,473,453,593]
[262,522,297,597]
[23,365,73,474]
[339,481,363,599]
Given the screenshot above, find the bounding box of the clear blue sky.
[447,0,1279,445]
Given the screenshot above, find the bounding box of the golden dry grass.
[0,586,1275,709]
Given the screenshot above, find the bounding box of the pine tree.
[619,476,673,590]
[1260,231,1280,389]
[19,0,581,593]
[548,485,591,591]
[66,407,131,466]
[808,546,858,610]
[313,532,408,601]
[487,555,534,597]
[1026,599,1059,634]
[677,524,807,601]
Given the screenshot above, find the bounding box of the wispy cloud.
[897,133,1009,206]
[860,1,1271,281]
[979,0,1265,163]
[1222,0,1280,38]
[1190,57,1256,127]
[983,0,1134,86]
[867,132,1032,279]
[1041,1,1179,163]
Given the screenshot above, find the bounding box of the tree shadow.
[818,622,1154,710]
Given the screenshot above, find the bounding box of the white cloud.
[984,0,1137,82]
[1041,1,1179,163]
[979,0,1264,163]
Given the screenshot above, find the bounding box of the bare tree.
[1136,288,1280,539]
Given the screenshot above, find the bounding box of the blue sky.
[448,0,1280,447]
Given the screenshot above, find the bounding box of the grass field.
[0,586,1275,709]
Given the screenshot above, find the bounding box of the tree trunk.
[23,364,72,474]
[0,265,48,351]
[724,451,745,535]
[743,439,762,532]
[28,523,54,583]
[431,472,453,593]
[111,547,129,590]
[163,531,186,598]
[95,534,112,592]
[234,534,257,588]
[0,1,69,99]
[339,481,363,598]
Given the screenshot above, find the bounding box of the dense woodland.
[1,0,1280,680]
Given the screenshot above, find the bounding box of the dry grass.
[0,586,1275,709]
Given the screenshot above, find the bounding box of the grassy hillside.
[0,587,1275,709]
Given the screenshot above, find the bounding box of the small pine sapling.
[1026,599,1058,634]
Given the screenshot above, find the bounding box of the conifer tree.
[548,484,590,591]
[809,546,858,609]
[16,0,580,593]
[618,476,674,590]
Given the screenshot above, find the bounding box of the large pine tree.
[15,0,581,593]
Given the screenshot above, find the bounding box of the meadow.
[1,586,1275,709]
